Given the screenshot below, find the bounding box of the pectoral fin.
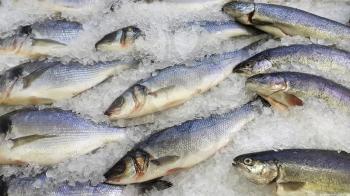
[10,134,57,149]
[22,66,52,88]
[148,85,176,97]
[265,92,303,111]
[137,178,173,193]
[32,39,67,47]
[150,155,180,166]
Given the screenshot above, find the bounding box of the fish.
[104,40,261,119]
[0,19,83,58]
[95,26,143,52]
[233,44,350,76]
[233,149,350,194]
[245,72,350,112]
[0,59,136,105]
[4,174,125,196]
[223,2,350,41]
[104,98,267,185]
[0,108,127,165]
[184,20,261,39]
[12,0,101,13]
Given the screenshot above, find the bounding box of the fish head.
[223,2,255,25]
[95,26,143,51]
[246,74,287,96]
[104,149,150,184]
[233,153,278,184]
[233,58,272,76]
[105,84,148,119]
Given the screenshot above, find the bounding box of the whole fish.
[233,149,350,194]
[246,72,350,112]
[0,19,83,58]
[95,26,143,52]
[184,20,260,39]
[104,41,260,119]
[0,59,135,105]
[12,0,101,13]
[0,108,126,165]
[4,174,125,196]
[233,44,350,76]
[223,2,350,41]
[104,99,266,184]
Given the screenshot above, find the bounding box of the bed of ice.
[0,0,350,195]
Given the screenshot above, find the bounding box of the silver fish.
[104,99,265,184]
[95,26,143,52]
[5,174,124,196]
[104,41,260,119]
[233,44,350,76]
[184,20,260,39]
[223,2,350,41]
[246,72,350,112]
[0,59,135,105]
[0,108,126,165]
[233,149,350,194]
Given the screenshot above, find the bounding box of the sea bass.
[95,26,143,52]
[233,44,350,76]
[0,59,135,105]
[223,2,350,41]
[104,99,266,184]
[104,41,260,119]
[233,149,350,194]
[0,108,126,165]
[246,72,350,112]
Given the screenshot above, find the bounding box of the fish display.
[184,20,260,39]
[104,98,266,184]
[0,19,83,58]
[104,41,261,119]
[233,44,350,76]
[233,149,350,194]
[246,72,350,112]
[0,59,135,105]
[0,108,127,165]
[95,26,143,52]
[223,2,350,41]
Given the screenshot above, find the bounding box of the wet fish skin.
[104,99,265,184]
[0,108,126,165]
[104,41,258,120]
[223,2,350,41]
[233,44,350,76]
[5,174,124,196]
[246,72,350,112]
[233,149,350,193]
[95,26,143,52]
[0,59,135,105]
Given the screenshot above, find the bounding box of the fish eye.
[113,96,125,108]
[243,158,253,166]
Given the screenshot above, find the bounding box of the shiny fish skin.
[0,108,126,165]
[29,19,83,45]
[233,149,350,193]
[233,44,350,76]
[6,174,124,196]
[246,72,350,112]
[104,42,256,119]
[185,20,260,39]
[104,99,265,184]
[0,59,135,105]
[223,2,350,41]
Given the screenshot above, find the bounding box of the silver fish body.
[0,59,135,105]
[104,99,265,184]
[104,43,255,119]
[223,2,350,41]
[6,174,124,196]
[185,20,260,39]
[233,149,350,194]
[246,72,350,112]
[0,108,126,165]
[234,44,350,76]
